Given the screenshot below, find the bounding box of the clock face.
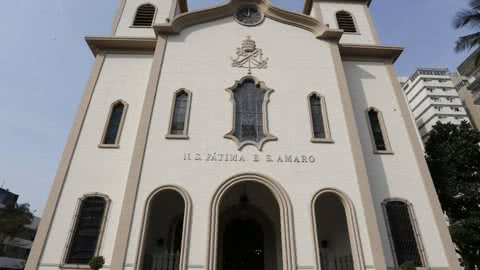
[234,6,264,26]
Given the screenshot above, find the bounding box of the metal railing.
[320,253,353,270]
[144,251,180,270]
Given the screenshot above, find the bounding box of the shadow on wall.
[343,62,396,264]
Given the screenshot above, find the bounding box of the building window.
[336,11,357,33]
[383,200,426,268]
[167,89,192,139]
[64,196,109,265]
[100,100,127,147]
[308,93,332,142]
[367,107,392,154]
[452,107,460,112]
[225,76,277,150]
[133,4,156,27]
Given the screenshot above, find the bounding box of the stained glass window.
[385,201,423,267]
[368,109,387,151]
[65,196,106,265]
[233,78,266,143]
[170,91,190,135]
[310,94,326,139]
[103,102,125,145]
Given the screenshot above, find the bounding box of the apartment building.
[400,68,470,141]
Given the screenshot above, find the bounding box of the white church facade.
[26,0,460,270]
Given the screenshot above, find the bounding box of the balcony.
[467,78,480,104]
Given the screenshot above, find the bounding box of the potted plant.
[88,256,105,270]
[399,261,416,270]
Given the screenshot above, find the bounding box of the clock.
[234,6,264,26]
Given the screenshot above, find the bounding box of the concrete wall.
[344,61,450,268]
[39,54,153,268]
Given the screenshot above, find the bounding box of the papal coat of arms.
[231,36,269,74]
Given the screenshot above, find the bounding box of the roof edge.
[339,44,404,63]
[303,0,371,15]
[154,0,342,41]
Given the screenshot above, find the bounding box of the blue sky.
[0,0,473,215]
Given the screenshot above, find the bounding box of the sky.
[0,0,473,215]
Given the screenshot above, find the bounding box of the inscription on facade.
[183,152,316,163]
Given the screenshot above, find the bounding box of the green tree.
[454,0,480,52]
[425,121,480,270]
[0,202,33,247]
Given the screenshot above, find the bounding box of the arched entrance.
[312,190,363,270]
[209,174,295,270]
[137,187,191,270]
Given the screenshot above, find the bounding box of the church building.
[26,0,460,270]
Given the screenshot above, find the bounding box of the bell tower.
[111,0,188,37]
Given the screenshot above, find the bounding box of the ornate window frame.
[166,88,192,140]
[224,76,277,151]
[381,198,429,269]
[365,107,393,154]
[335,10,360,35]
[60,193,111,269]
[307,92,333,143]
[99,99,128,149]
[131,3,158,28]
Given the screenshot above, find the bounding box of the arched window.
[167,89,192,138]
[367,107,392,153]
[101,100,127,146]
[383,200,426,268]
[225,76,277,150]
[133,4,156,27]
[308,93,332,142]
[336,11,357,33]
[64,196,109,265]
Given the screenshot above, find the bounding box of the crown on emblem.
[242,36,256,53]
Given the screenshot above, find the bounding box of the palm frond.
[454,8,480,29]
[455,32,480,52]
[471,0,480,10]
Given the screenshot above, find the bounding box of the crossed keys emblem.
[231,36,269,74]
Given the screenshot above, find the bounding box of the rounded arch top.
[208,173,296,270]
[154,0,343,41]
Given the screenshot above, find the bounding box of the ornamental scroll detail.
[231,36,269,74]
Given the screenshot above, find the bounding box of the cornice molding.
[154,0,343,41]
[339,44,404,62]
[85,36,157,55]
[303,0,372,15]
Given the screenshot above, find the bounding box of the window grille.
[103,102,125,145]
[384,201,423,267]
[367,109,387,151]
[310,94,326,139]
[65,197,106,265]
[170,91,189,135]
[336,11,357,33]
[133,4,156,27]
[233,78,266,143]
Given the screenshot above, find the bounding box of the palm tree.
[454,0,480,52]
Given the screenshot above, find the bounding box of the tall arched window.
[383,200,426,268]
[167,89,192,138]
[336,11,357,33]
[308,93,332,142]
[225,76,277,150]
[100,100,127,146]
[367,107,392,153]
[64,195,109,265]
[133,4,156,27]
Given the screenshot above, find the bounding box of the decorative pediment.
[154,0,343,41]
